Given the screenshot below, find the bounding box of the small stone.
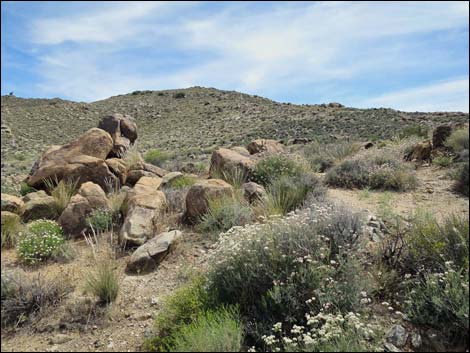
[411,333,422,348]
[150,297,158,306]
[49,334,72,345]
[386,324,408,348]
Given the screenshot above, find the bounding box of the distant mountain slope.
[2,86,468,160]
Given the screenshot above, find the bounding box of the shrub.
[145,276,211,352]
[445,128,469,153]
[145,149,172,167]
[405,264,468,343]
[44,177,78,214]
[454,162,469,196]
[433,155,453,167]
[170,306,243,352]
[20,182,36,196]
[207,204,367,345]
[166,175,197,189]
[84,260,120,304]
[262,174,326,216]
[303,141,361,172]
[325,153,417,191]
[398,124,429,139]
[86,208,114,232]
[1,213,22,249]
[17,220,65,265]
[1,272,73,327]
[216,167,248,190]
[251,155,305,186]
[198,195,253,234]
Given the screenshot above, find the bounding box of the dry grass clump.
[44,177,78,214]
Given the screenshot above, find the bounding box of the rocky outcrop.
[1,193,24,215]
[98,114,138,158]
[246,139,284,155]
[126,230,182,273]
[242,182,267,204]
[126,162,168,186]
[184,179,234,223]
[120,177,167,246]
[26,128,119,191]
[209,148,256,178]
[58,182,110,237]
[22,191,57,221]
[404,140,432,162]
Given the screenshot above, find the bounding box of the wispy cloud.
[2,1,469,110]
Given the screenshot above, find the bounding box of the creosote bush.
[17,220,65,265]
[85,260,120,304]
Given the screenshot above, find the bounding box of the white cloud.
[360,78,469,112]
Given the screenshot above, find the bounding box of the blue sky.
[1,1,469,112]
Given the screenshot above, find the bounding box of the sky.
[1,1,469,112]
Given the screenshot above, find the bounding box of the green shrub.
[167,175,197,189]
[445,128,469,153]
[20,182,36,196]
[17,220,65,265]
[1,272,73,327]
[213,167,248,190]
[207,203,367,345]
[251,155,305,186]
[198,196,253,234]
[433,155,453,167]
[170,306,243,352]
[454,162,469,196]
[262,174,325,216]
[44,177,78,214]
[84,260,120,304]
[303,141,361,172]
[405,265,468,343]
[399,124,429,139]
[145,276,211,352]
[1,213,22,249]
[145,149,172,167]
[86,208,114,232]
[325,154,417,191]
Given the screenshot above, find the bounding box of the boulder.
[404,140,432,162]
[105,158,128,185]
[25,128,119,191]
[1,193,24,215]
[22,191,57,221]
[247,139,285,155]
[184,179,234,223]
[230,146,251,157]
[58,182,109,237]
[386,325,408,348]
[209,148,256,178]
[97,114,137,158]
[126,230,182,273]
[120,177,167,246]
[242,182,267,204]
[432,125,453,149]
[126,163,168,186]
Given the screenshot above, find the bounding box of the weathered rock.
[105,158,128,185]
[1,193,24,215]
[97,114,137,158]
[411,333,422,349]
[242,182,267,204]
[328,102,344,108]
[126,163,168,186]
[432,124,453,149]
[58,182,109,237]
[246,139,285,155]
[26,128,118,191]
[120,177,167,246]
[230,146,251,156]
[142,163,168,177]
[386,325,408,348]
[184,179,234,223]
[126,230,182,273]
[209,148,256,178]
[404,140,432,162]
[22,191,57,221]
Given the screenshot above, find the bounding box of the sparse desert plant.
[445,128,469,153]
[303,140,361,172]
[166,175,197,189]
[84,260,120,304]
[1,272,73,327]
[212,167,248,190]
[145,149,173,167]
[44,177,78,214]
[454,162,469,196]
[170,306,243,352]
[1,213,22,249]
[433,155,453,167]
[251,155,305,186]
[123,144,142,169]
[86,208,114,233]
[198,195,253,234]
[17,220,65,265]
[398,124,429,139]
[19,182,36,196]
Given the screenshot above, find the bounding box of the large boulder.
[97,114,138,158]
[22,191,57,221]
[58,182,110,237]
[432,125,453,149]
[404,140,433,162]
[25,128,119,191]
[126,230,182,273]
[105,158,129,185]
[209,148,256,178]
[120,177,167,246]
[246,139,284,155]
[1,193,24,215]
[126,162,168,186]
[184,179,234,223]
